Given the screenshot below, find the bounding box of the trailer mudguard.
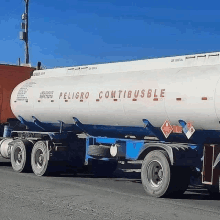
[138,142,200,167]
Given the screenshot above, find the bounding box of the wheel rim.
[147,160,163,187]
[14,147,23,165]
[34,149,44,168]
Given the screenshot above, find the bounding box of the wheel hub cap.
[14,147,23,165]
[35,149,44,168]
[147,161,163,187]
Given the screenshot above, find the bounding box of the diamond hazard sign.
[183,122,195,139]
[161,120,173,138]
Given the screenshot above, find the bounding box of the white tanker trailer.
[1,52,220,198]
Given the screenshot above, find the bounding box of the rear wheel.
[11,140,32,172]
[31,141,49,176]
[141,150,190,198]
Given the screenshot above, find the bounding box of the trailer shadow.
[0,158,11,167]
[56,168,142,181]
[0,157,218,200]
[0,162,11,167]
[58,169,217,200]
[56,162,143,181]
[47,162,219,201]
[173,185,220,201]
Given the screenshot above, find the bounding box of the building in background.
[0,64,34,124]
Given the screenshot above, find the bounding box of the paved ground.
[0,158,220,220]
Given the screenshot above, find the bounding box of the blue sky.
[1,0,220,68]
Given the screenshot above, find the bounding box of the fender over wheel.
[11,140,33,172]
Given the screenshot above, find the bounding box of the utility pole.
[20,0,29,64]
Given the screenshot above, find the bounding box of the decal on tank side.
[58,89,165,101]
[16,81,36,101]
[39,91,54,99]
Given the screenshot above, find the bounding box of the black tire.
[31,141,50,176]
[141,150,175,198]
[89,159,118,177]
[170,166,191,197]
[207,185,220,198]
[88,145,111,157]
[11,140,32,172]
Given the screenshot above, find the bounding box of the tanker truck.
[1,52,220,198]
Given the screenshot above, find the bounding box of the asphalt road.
[0,158,220,220]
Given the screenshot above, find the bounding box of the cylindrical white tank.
[10,53,220,141]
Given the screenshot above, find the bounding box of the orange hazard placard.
[172,125,183,133]
[161,120,173,138]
